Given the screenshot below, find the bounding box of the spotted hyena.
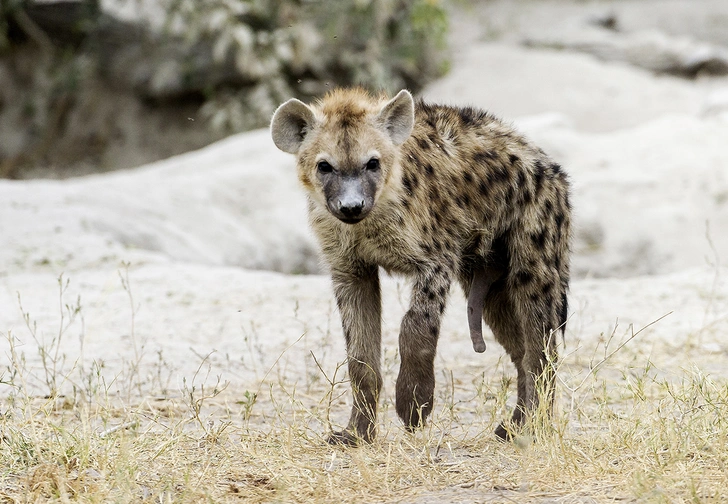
[270,88,570,445]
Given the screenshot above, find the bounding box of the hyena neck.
[309,192,417,273]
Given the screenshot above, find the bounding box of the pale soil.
[2,0,728,502]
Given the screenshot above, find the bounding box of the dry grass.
[2,277,728,503]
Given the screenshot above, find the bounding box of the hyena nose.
[338,199,365,218]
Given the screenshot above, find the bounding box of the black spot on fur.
[428,186,440,204]
[403,176,413,196]
[545,200,554,213]
[463,172,474,184]
[521,189,533,205]
[509,154,520,165]
[534,160,546,194]
[417,137,431,150]
[488,165,509,185]
[459,107,480,127]
[551,163,562,174]
[473,150,496,164]
[425,163,434,176]
[439,200,449,216]
[555,212,565,229]
[531,229,547,249]
[517,170,526,187]
[516,270,534,286]
[478,180,488,196]
[505,186,514,203]
[498,165,510,182]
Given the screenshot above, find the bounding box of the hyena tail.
[559,291,568,336]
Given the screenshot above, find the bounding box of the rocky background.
[0,0,447,178]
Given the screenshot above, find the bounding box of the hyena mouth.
[337,215,367,225]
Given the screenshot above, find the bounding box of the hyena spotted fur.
[270,88,571,445]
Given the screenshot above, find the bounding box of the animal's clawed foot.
[399,403,430,432]
[395,374,435,432]
[495,416,527,441]
[494,421,514,441]
[326,428,373,447]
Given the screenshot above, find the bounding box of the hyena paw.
[494,417,526,441]
[326,428,372,446]
[395,381,434,431]
[494,422,513,441]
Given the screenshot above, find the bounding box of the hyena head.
[270,88,414,224]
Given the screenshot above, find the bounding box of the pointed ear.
[376,89,415,145]
[270,99,317,154]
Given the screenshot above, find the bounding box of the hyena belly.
[271,88,571,445]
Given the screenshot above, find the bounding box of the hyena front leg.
[328,262,382,446]
[396,266,452,431]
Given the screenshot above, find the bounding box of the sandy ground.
[2,1,728,499]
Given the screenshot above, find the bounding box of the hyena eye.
[317,161,333,173]
[366,158,380,171]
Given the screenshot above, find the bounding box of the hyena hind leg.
[482,279,559,440]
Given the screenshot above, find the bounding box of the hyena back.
[270,88,570,445]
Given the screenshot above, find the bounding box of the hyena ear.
[270,99,317,154]
[376,89,415,145]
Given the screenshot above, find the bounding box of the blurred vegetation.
[160,0,448,130]
[0,0,448,177]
